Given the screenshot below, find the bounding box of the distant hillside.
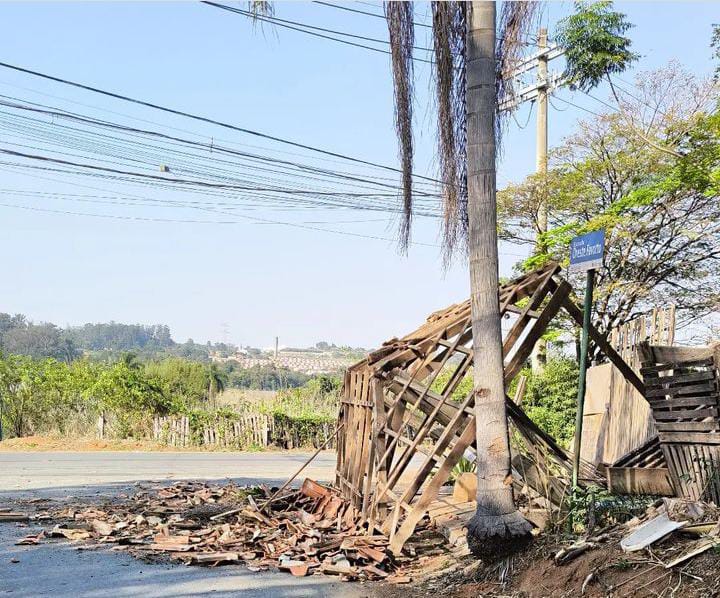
[0,312,366,368]
[0,313,234,362]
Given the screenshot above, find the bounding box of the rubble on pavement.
[4,479,418,583]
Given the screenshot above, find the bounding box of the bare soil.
[0,435,284,452]
[381,534,720,597]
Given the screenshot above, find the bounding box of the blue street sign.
[569,230,605,273]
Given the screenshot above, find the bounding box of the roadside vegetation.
[0,351,341,448]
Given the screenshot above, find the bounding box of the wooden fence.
[152,413,334,450]
[582,306,676,465]
[153,416,192,447]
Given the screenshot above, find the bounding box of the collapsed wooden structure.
[336,263,644,554]
[638,343,720,503]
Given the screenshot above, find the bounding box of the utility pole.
[531,28,549,373]
[499,29,564,373]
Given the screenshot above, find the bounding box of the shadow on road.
[0,477,371,598]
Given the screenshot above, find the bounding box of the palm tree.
[207,363,227,409]
[385,1,538,555]
[243,0,539,554]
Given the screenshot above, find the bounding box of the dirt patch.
[0,435,179,452]
[0,435,295,452]
[380,533,720,597]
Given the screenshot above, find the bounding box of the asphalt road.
[0,450,337,494]
[0,451,374,598]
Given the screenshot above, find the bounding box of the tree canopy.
[499,64,719,336]
[556,0,638,92]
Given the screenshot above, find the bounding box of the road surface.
[0,450,337,495]
[0,450,375,598]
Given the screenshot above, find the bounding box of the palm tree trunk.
[465,0,532,559]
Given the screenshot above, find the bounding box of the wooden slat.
[649,396,719,409]
[503,280,569,384]
[655,421,719,432]
[659,432,720,445]
[388,417,477,555]
[560,291,645,396]
[645,382,717,398]
[648,345,716,364]
[645,370,716,388]
[641,357,715,374]
[606,467,674,496]
[653,408,718,421]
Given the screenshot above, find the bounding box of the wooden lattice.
[639,343,720,502]
[337,263,644,554]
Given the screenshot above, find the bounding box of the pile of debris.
[620,498,720,567]
[16,479,403,582]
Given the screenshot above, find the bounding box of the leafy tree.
[518,359,580,446]
[225,363,310,391]
[144,358,210,409]
[1,320,80,362]
[556,1,639,92]
[206,363,227,408]
[499,65,719,337]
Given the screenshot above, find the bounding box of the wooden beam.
[560,293,645,396]
[503,280,569,384]
[388,417,477,555]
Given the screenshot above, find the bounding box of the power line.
[0,77,415,177]
[552,94,604,118]
[0,146,421,197]
[0,196,440,247]
[0,96,441,196]
[202,1,435,63]
[0,60,444,184]
[312,1,433,29]
[206,1,435,51]
[0,106,443,215]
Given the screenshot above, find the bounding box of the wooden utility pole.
[466,0,531,554]
[531,28,549,372]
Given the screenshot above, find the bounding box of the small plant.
[451,456,476,482]
[613,558,633,571]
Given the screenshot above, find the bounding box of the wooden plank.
[641,358,715,374]
[655,421,719,432]
[504,281,569,384]
[645,370,716,388]
[612,437,663,468]
[645,382,717,398]
[560,292,645,396]
[388,416,477,555]
[501,268,555,356]
[393,391,477,511]
[649,396,719,409]
[659,432,720,444]
[606,467,674,496]
[653,408,718,421]
[375,322,471,493]
[648,345,716,364]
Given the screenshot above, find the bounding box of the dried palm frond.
[247,0,275,32]
[431,0,467,264]
[383,1,539,259]
[247,0,274,18]
[384,1,415,253]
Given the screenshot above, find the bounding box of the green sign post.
[569,230,605,488]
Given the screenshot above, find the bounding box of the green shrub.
[518,358,579,447]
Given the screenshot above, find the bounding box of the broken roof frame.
[336,262,645,554]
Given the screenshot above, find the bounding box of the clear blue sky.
[0,1,716,349]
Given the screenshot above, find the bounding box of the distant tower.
[275,336,279,359]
